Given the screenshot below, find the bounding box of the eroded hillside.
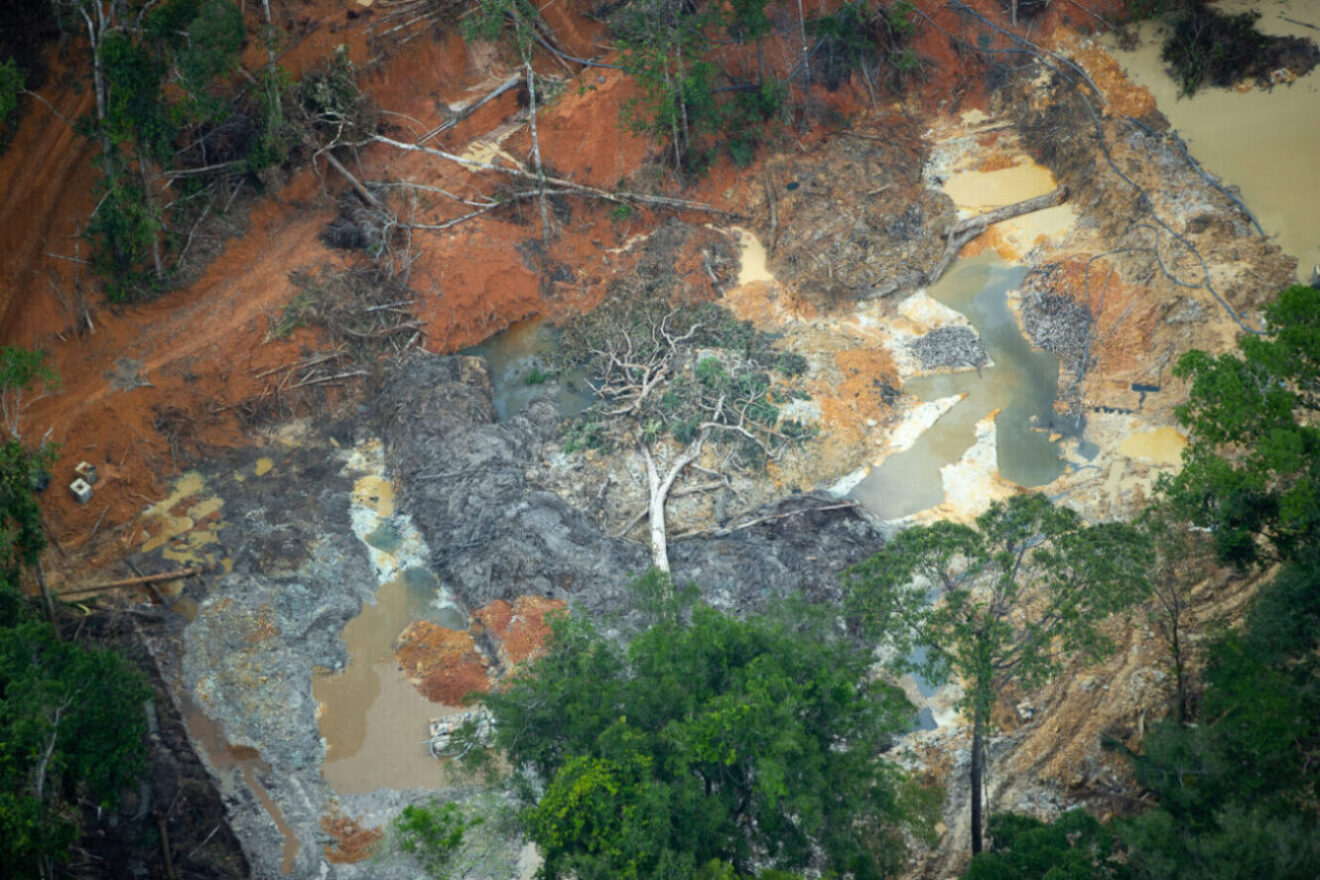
[3,0,1316,876]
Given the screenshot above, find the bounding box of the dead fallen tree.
[561,298,815,584]
[926,185,1068,286]
[58,567,208,600]
[372,133,739,217]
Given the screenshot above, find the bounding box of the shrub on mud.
[809,0,922,93]
[1161,2,1320,97]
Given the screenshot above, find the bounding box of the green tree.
[176,0,244,99]
[391,798,478,878]
[480,590,927,878]
[0,56,22,146]
[0,346,58,624]
[1160,284,1320,568]
[0,440,55,597]
[608,0,787,171]
[963,810,1130,880]
[1136,503,1217,723]
[0,346,57,442]
[0,620,152,879]
[614,0,723,170]
[56,0,246,300]
[845,493,1152,855]
[388,793,524,880]
[1115,562,1320,879]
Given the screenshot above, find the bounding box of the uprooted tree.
[845,493,1153,856]
[559,294,814,576]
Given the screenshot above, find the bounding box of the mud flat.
[1104,0,1320,278]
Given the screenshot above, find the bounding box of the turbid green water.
[464,318,595,422]
[851,255,1065,520]
[402,566,467,630]
[363,519,402,552]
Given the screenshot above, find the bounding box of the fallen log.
[320,151,388,213]
[421,74,523,143]
[925,185,1069,288]
[372,134,740,216]
[57,566,208,599]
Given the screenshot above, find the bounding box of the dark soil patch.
[909,325,989,371]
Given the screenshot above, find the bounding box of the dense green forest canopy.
[1161,284,1320,568]
[476,579,934,880]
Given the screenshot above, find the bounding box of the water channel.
[850,254,1066,520]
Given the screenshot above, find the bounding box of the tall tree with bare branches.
[562,299,813,581]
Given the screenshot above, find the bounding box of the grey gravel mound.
[909,325,989,370]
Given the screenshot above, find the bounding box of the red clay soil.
[321,807,384,864]
[395,619,493,705]
[393,597,565,704]
[1040,256,1160,379]
[472,596,567,667]
[0,0,1122,580]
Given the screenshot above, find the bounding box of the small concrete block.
[75,461,99,484]
[69,479,93,504]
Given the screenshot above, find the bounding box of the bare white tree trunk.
[75,2,114,165]
[796,0,810,88]
[260,0,281,112]
[637,426,711,577]
[524,55,550,246]
[31,700,71,804]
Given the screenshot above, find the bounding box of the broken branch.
[58,567,208,599]
[372,134,738,215]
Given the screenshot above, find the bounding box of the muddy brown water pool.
[1105,0,1320,280]
[464,318,594,421]
[314,572,461,795]
[851,254,1066,520]
[313,448,470,796]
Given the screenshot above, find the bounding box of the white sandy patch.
[923,411,1018,522]
[898,289,970,328]
[886,394,966,456]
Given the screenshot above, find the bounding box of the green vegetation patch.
[1161,3,1319,97]
[474,579,933,879]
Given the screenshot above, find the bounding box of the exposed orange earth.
[395,618,493,704]
[472,595,567,667]
[0,0,1126,578]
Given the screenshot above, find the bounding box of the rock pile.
[909,325,989,371]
